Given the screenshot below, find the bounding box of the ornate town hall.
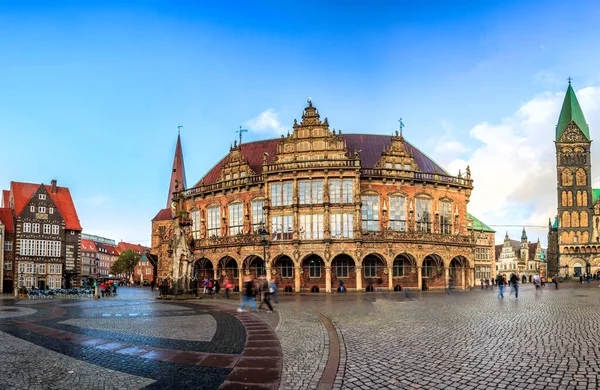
[152,101,495,292]
[548,82,600,278]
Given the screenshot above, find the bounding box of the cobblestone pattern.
[60,314,217,341]
[329,286,600,390]
[0,330,155,390]
[277,307,328,390]
[44,304,245,354]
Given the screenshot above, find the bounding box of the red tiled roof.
[9,181,82,231]
[152,208,173,222]
[117,241,150,254]
[81,239,97,252]
[2,190,9,208]
[96,242,119,256]
[194,134,449,187]
[0,208,14,233]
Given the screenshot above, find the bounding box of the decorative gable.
[217,141,256,182]
[374,131,419,171]
[274,101,349,163]
[558,122,588,143]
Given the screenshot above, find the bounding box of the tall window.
[207,206,221,237]
[299,180,323,204]
[308,259,321,278]
[361,195,379,232]
[330,179,354,203]
[4,241,12,252]
[252,200,265,233]
[282,182,293,205]
[43,224,51,234]
[270,182,293,206]
[364,258,378,277]
[271,183,282,206]
[191,210,201,239]
[440,201,452,234]
[330,180,340,203]
[336,258,350,277]
[330,213,354,238]
[393,258,407,276]
[416,198,431,232]
[279,258,294,278]
[342,180,353,203]
[32,223,40,233]
[299,214,324,239]
[229,203,244,235]
[389,196,406,231]
[422,259,433,277]
[271,215,293,240]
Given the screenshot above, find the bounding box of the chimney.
[50,179,57,194]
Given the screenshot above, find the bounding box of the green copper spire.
[556,81,590,141]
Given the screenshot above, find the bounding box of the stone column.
[417,267,422,291]
[356,267,362,291]
[462,268,466,289]
[295,267,301,292]
[213,267,218,281]
[388,267,393,291]
[325,266,331,293]
[445,267,450,289]
[238,266,243,293]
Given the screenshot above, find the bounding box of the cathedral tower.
[555,81,592,247]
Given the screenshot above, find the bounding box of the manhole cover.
[0,308,19,312]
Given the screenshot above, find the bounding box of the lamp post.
[260,227,268,277]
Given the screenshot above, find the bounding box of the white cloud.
[245,109,286,135]
[453,85,600,245]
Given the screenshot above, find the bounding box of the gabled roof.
[81,239,97,252]
[556,82,590,141]
[2,190,9,208]
[95,242,118,256]
[152,208,173,222]
[467,213,495,233]
[195,134,449,187]
[0,208,14,233]
[9,181,82,231]
[117,241,150,254]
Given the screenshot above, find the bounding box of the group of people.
[494,273,560,298]
[238,275,279,313]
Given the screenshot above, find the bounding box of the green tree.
[111,249,140,280]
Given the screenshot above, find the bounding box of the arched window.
[422,259,433,277]
[576,168,587,186]
[568,191,573,206]
[440,201,452,234]
[562,191,567,206]
[562,211,570,228]
[562,169,573,186]
[581,211,589,227]
[572,211,580,227]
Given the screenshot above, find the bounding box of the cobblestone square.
[1,283,599,389]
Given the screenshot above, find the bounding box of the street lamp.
[259,227,268,277]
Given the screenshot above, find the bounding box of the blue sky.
[1,0,600,246]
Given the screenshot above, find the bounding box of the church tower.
[555,81,592,247]
[167,132,187,207]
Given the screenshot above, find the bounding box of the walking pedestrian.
[485,279,490,289]
[510,273,519,298]
[214,279,220,297]
[237,277,257,312]
[258,276,274,312]
[150,280,155,292]
[224,278,231,299]
[553,275,559,289]
[497,273,505,298]
[269,279,279,303]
